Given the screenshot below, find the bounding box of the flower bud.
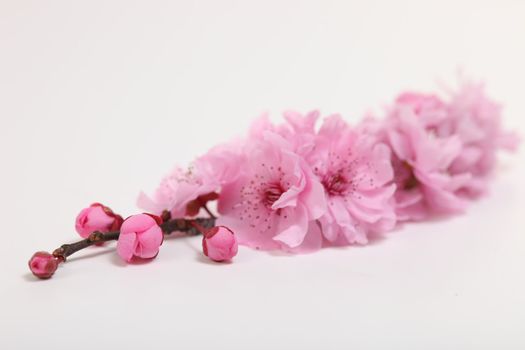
[75,203,123,238]
[28,251,59,279]
[116,214,164,262]
[202,226,238,262]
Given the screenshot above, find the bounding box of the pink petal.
[249,113,274,138]
[120,214,157,235]
[283,110,319,133]
[328,196,352,228]
[498,131,520,151]
[395,189,424,209]
[117,232,138,262]
[298,174,326,220]
[451,146,482,173]
[273,205,309,248]
[286,221,323,253]
[421,184,466,214]
[353,184,396,210]
[136,191,162,214]
[356,144,394,191]
[344,196,390,224]
[396,201,428,222]
[341,224,368,245]
[388,128,413,161]
[87,206,115,228]
[217,172,247,215]
[318,214,338,242]
[136,225,163,259]
[434,136,462,170]
[318,114,347,138]
[272,174,302,210]
[217,213,281,251]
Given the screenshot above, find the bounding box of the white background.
[1,1,524,349]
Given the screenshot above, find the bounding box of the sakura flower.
[217,130,326,251]
[137,166,217,218]
[395,83,519,198]
[446,82,519,195]
[308,115,396,245]
[386,103,471,220]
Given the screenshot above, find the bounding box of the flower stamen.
[322,172,349,196]
[262,183,284,208]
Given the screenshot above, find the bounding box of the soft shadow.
[318,232,389,252]
[181,236,200,253]
[23,272,42,282]
[194,253,233,265]
[417,212,460,224]
[109,253,158,266]
[67,247,114,262]
[266,249,294,257]
[109,253,127,267]
[358,232,388,247]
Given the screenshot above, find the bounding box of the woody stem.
[189,220,209,235]
[202,204,216,219]
[52,217,216,261]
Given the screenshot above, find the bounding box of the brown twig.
[52,217,216,262]
[201,204,216,219]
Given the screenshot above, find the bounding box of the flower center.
[322,172,349,196]
[398,161,418,190]
[403,172,418,190]
[262,183,284,208]
[391,156,419,191]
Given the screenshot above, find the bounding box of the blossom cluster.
[139,81,518,253]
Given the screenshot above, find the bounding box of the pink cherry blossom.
[386,102,471,220]
[28,251,59,279]
[307,115,396,245]
[75,203,123,238]
[193,138,245,188]
[202,226,238,262]
[137,166,217,217]
[217,130,326,251]
[394,83,519,199]
[116,214,164,262]
[249,110,319,156]
[446,82,519,196]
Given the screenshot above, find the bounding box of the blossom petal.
[136,192,162,214]
[273,205,309,248]
[120,214,157,235]
[217,213,280,251]
[286,221,323,253]
[388,128,413,161]
[136,225,163,259]
[299,175,326,220]
[117,232,138,262]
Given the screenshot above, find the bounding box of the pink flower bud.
[202,226,238,262]
[28,251,59,279]
[75,203,123,238]
[116,214,164,262]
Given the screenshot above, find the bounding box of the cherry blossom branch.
[52,231,120,261]
[52,217,216,262]
[189,220,209,235]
